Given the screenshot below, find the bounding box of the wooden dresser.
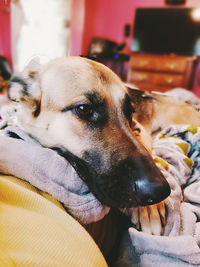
[127,53,197,92]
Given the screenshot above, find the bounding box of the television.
[132,8,200,55]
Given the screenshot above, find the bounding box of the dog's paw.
[130,201,166,235]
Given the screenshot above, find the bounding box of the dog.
[127,87,200,139]
[8,56,200,211]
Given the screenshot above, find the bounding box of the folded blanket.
[117,125,200,266]
[1,123,200,266]
[0,126,110,224]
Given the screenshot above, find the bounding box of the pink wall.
[71,0,200,56]
[81,0,166,56]
[70,0,200,95]
[0,0,12,67]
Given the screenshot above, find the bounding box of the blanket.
[117,125,200,266]
[0,126,109,225]
[1,88,200,266]
[1,125,200,266]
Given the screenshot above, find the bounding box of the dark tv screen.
[132,8,200,55]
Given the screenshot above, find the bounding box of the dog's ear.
[125,84,154,101]
[8,58,42,117]
[8,58,41,102]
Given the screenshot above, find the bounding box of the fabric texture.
[0,175,107,267]
[117,125,200,266]
[165,88,200,112]
[1,87,200,266]
[2,125,200,266]
[0,126,110,225]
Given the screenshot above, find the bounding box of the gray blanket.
[1,88,200,265]
[0,126,109,224]
[1,125,200,266]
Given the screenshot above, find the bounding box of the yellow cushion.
[0,175,107,267]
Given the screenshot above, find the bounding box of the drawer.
[156,58,187,73]
[130,56,156,71]
[129,53,193,73]
[128,71,184,88]
[128,82,174,92]
[154,73,184,87]
[128,71,154,84]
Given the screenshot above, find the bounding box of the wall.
[0,0,11,66]
[82,0,165,56]
[82,0,200,54]
[1,0,200,92]
[71,0,200,56]
[70,0,200,94]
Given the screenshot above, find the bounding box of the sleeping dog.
[7,56,200,210]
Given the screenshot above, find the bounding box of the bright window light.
[191,8,200,22]
[12,0,71,71]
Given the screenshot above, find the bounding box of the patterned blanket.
[1,88,200,266]
[117,125,200,266]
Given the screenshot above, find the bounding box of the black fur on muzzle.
[51,146,170,209]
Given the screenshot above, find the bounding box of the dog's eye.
[75,104,94,118]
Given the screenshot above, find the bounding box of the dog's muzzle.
[53,147,170,209]
[90,155,170,208]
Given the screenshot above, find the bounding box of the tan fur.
[152,94,200,132]
[9,56,200,170]
[128,89,200,146]
[11,57,200,158]
[14,57,134,158]
[12,56,200,217]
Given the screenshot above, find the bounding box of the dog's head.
[8,56,170,208]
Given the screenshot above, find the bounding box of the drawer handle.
[138,74,147,81]
[139,60,148,67]
[165,77,174,84]
[166,63,176,70]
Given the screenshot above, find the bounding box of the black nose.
[135,175,170,206]
[132,154,171,206]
